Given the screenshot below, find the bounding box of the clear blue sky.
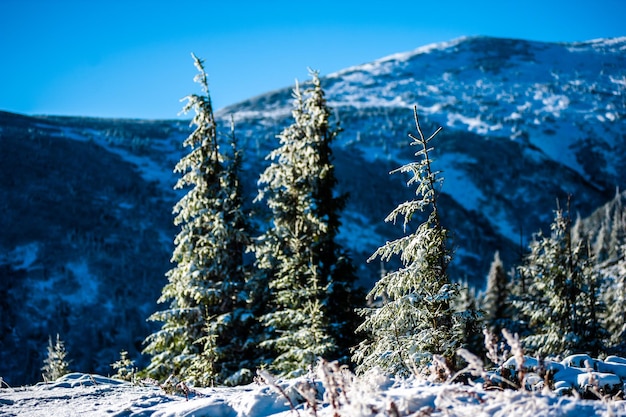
[1,0,624,119]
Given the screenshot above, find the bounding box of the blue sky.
[1,0,624,119]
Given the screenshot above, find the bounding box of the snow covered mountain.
[221,35,625,286]
[1,36,624,385]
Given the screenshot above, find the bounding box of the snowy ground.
[2,370,626,417]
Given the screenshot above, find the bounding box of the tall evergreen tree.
[353,107,473,376]
[254,70,359,376]
[143,55,253,385]
[516,201,606,357]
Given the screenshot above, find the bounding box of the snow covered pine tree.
[41,334,70,382]
[516,200,606,357]
[577,190,626,355]
[482,251,511,335]
[254,70,359,376]
[353,107,476,376]
[143,54,254,386]
[602,239,626,355]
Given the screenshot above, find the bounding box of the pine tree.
[254,70,359,376]
[216,121,258,384]
[583,189,626,355]
[455,280,484,357]
[589,191,626,263]
[571,214,585,246]
[111,350,135,382]
[608,190,625,261]
[594,222,609,263]
[191,123,257,386]
[482,251,511,334]
[602,241,626,355]
[143,54,253,385]
[597,192,626,355]
[353,107,472,376]
[505,266,531,338]
[42,334,70,382]
[516,201,606,357]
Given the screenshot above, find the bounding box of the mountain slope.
[0,112,184,384]
[221,35,625,282]
[1,36,624,385]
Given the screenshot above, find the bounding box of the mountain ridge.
[218,34,624,263]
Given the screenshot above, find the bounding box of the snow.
[561,354,596,369]
[46,124,183,191]
[320,35,626,187]
[607,356,626,365]
[1,242,39,269]
[3,368,626,417]
[338,211,386,249]
[330,37,469,78]
[446,112,504,135]
[437,153,485,214]
[64,260,99,304]
[26,259,99,306]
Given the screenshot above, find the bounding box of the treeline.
[482,190,626,361]
[127,55,626,385]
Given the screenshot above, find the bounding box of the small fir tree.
[455,280,484,357]
[111,350,135,382]
[216,122,258,382]
[590,190,625,263]
[571,214,586,244]
[42,334,70,382]
[516,201,606,357]
[602,241,626,354]
[143,54,253,385]
[482,251,511,334]
[254,70,359,376]
[582,190,626,354]
[607,191,625,261]
[353,107,473,376]
[594,222,609,263]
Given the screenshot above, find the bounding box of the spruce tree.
[353,107,472,376]
[516,201,606,357]
[597,192,626,355]
[42,334,70,382]
[455,280,484,358]
[143,54,253,385]
[585,190,626,354]
[111,350,135,382]
[590,191,625,263]
[482,251,511,334]
[607,191,625,261]
[254,70,358,376]
[602,241,626,355]
[594,222,609,263]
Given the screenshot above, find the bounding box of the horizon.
[1,0,625,120]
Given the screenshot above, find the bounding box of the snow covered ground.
[2,366,626,417]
